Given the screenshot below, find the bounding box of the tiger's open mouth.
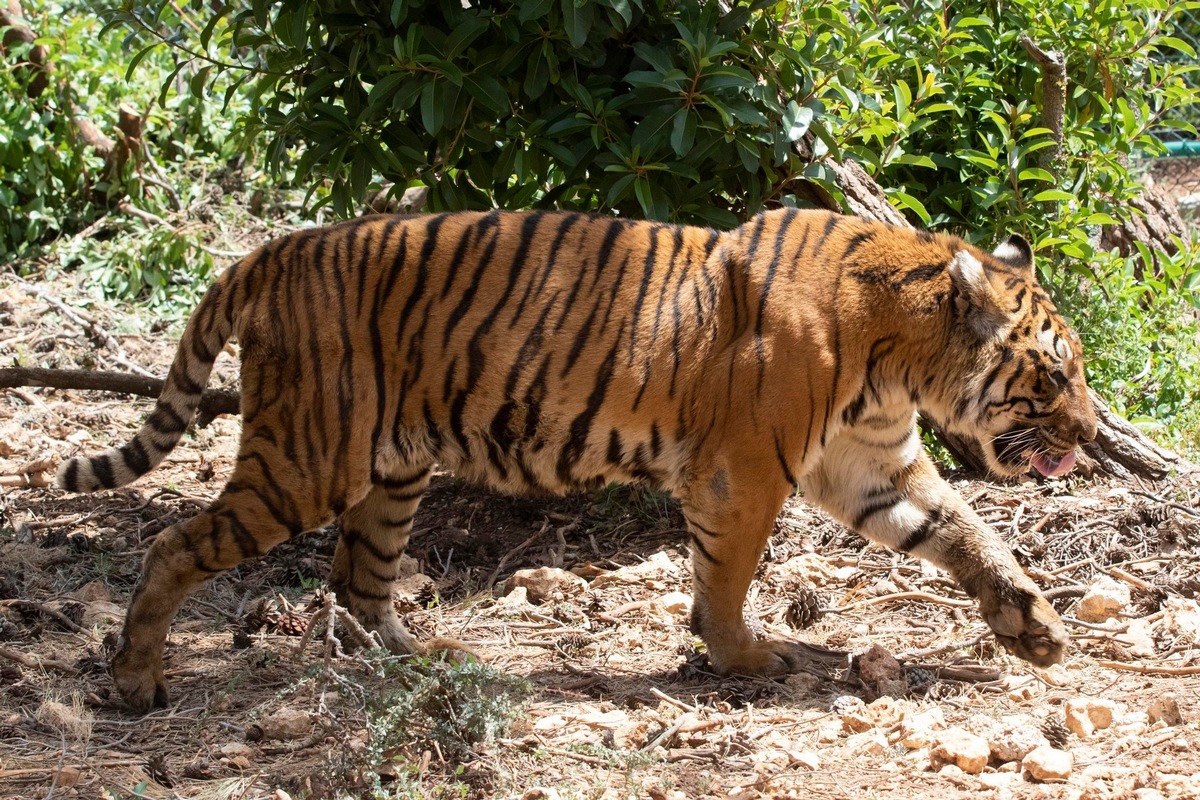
[992,427,1077,478]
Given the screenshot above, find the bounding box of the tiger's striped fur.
[57,209,1096,712]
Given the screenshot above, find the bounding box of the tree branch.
[0,367,239,428]
[1020,35,1066,169]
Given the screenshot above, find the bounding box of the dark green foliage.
[105,0,860,224]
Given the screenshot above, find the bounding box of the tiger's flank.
[56,209,1097,712]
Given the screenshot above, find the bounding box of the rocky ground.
[1,273,1200,800]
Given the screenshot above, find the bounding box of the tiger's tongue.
[1031,450,1076,477]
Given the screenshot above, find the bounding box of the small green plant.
[367,655,528,763]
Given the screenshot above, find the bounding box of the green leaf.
[1031,189,1075,202]
[782,101,814,142]
[670,109,697,156]
[887,190,931,225]
[561,0,593,49]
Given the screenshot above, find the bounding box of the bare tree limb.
[0,367,239,427]
[1020,35,1066,169]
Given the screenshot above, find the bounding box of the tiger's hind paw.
[708,638,845,677]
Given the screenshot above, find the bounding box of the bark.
[0,367,239,429]
[1020,36,1066,170]
[810,158,1188,481]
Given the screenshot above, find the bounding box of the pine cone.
[241,597,278,633]
[905,666,938,695]
[1041,717,1070,749]
[784,586,826,630]
[272,610,310,637]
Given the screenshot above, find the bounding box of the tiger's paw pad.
[984,594,1068,667]
[111,649,169,714]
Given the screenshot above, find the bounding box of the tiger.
[56,208,1097,712]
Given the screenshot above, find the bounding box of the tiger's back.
[56,208,1096,712]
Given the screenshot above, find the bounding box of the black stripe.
[689,532,721,564]
[897,262,944,285]
[556,338,621,484]
[381,515,415,529]
[899,507,944,552]
[840,229,874,260]
[374,467,431,489]
[92,455,115,489]
[773,430,797,488]
[120,437,152,476]
[853,495,902,530]
[63,459,80,491]
[347,585,393,602]
[627,225,661,366]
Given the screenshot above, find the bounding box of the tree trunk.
[814,159,1187,481]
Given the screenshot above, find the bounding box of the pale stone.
[1147,694,1183,726]
[841,696,911,733]
[503,567,587,604]
[1023,745,1074,781]
[846,731,889,756]
[657,591,692,619]
[612,720,649,749]
[69,580,112,603]
[980,772,1024,789]
[520,789,562,800]
[1076,577,1130,623]
[258,708,313,741]
[82,600,124,626]
[930,727,990,774]
[898,708,946,750]
[787,750,820,770]
[1163,597,1200,640]
[1064,697,1116,738]
[969,713,1050,762]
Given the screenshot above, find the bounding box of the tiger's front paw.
[981,589,1068,667]
[111,639,169,714]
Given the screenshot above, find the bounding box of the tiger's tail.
[56,273,240,493]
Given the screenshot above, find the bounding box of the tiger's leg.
[681,464,832,675]
[329,466,431,654]
[111,465,340,713]
[804,425,1067,665]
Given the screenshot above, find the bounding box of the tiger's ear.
[948,250,1006,337]
[991,234,1034,278]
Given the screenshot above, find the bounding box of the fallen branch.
[0,645,80,675]
[831,590,974,613]
[0,367,239,427]
[1097,660,1200,676]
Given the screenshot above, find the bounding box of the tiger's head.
[936,235,1097,478]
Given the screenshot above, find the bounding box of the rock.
[787,750,820,770]
[898,708,946,749]
[1076,577,1130,623]
[657,591,692,619]
[496,585,532,611]
[590,551,678,589]
[520,790,562,800]
[612,720,649,749]
[503,567,588,604]
[1023,745,1074,781]
[258,708,313,741]
[1120,618,1158,658]
[979,772,1024,790]
[968,714,1050,762]
[69,580,112,603]
[51,765,82,789]
[930,727,990,774]
[1064,698,1116,738]
[82,600,125,626]
[765,553,839,587]
[846,731,889,756]
[841,696,911,733]
[1163,597,1200,639]
[220,742,254,759]
[1147,694,1183,727]
[858,645,903,686]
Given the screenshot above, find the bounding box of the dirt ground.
[2,271,1200,800]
